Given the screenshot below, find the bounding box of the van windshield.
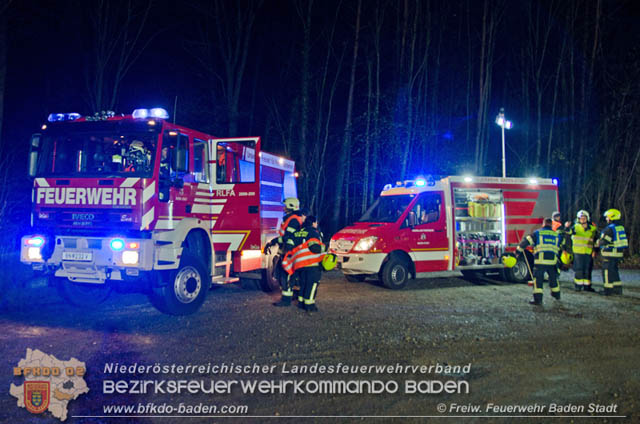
[358,195,414,223]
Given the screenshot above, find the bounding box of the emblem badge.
[24,381,50,414]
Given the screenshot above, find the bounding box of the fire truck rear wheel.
[381,257,410,289]
[505,253,533,283]
[259,254,281,292]
[150,252,208,315]
[54,277,112,307]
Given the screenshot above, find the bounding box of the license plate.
[62,251,93,261]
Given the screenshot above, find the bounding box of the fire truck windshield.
[358,194,414,223]
[36,122,159,178]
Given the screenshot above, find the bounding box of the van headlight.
[352,236,378,252]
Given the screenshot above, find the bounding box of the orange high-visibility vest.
[281,238,325,275]
[278,214,303,237]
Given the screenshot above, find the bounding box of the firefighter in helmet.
[517,217,562,305]
[281,215,325,312]
[266,197,305,306]
[596,209,628,295]
[569,210,598,292]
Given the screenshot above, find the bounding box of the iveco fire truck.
[329,176,559,288]
[21,109,297,314]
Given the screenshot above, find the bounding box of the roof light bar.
[47,113,81,122]
[132,108,169,120]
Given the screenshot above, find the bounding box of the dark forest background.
[0,0,639,258]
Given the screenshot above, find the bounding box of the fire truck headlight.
[27,247,43,261]
[352,236,378,252]
[122,251,139,265]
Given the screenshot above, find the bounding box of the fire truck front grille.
[331,239,355,253]
[40,208,133,228]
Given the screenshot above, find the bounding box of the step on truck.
[329,176,559,288]
[21,109,296,314]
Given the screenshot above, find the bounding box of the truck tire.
[149,252,208,315]
[344,274,367,282]
[55,276,112,307]
[505,252,533,284]
[381,257,410,289]
[260,254,281,292]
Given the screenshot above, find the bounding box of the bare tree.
[84,0,156,113]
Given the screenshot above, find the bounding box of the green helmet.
[604,209,621,221]
[322,253,338,271]
[283,197,300,211]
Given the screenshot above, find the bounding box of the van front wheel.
[381,258,409,289]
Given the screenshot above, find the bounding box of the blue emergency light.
[132,108,169,119]
[110,238,125,251]
[47,113,81,122]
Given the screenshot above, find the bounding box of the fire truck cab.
[21,109,296,315]
[329,176,559,289]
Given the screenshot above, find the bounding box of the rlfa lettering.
[37,188,137,206]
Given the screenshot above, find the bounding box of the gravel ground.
[1,267,639,423]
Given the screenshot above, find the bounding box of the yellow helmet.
[321,253,338,271]
[561,251,573,265]
[603,209,621,221]
[283,197,300,211]
[502,256,517,268]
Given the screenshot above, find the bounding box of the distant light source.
[463,176,474,183]
[528,178,538,185]
[415,178,426,187]
[495,108,513,178]
[552,178,558,185]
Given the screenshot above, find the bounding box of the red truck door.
[401,191,449,272]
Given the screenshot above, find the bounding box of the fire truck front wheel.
[150,253,208,315]
[381,257,410,289]
[54,277,113,307]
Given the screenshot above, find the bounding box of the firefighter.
[281,215,325,312]
[552,211,563,231]
[569,210,598,292]
[596,209,628,295]
[517,217,562,305]
[266,198,305,306]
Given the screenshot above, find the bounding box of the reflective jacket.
[281,226,325,275]
[277,211,304,251]
[517,225,561,265]
[598,222,628,258]
[570,222,598,255]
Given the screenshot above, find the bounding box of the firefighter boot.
[273,297,292,307]
[529,294,542,305]
[613,286,623,295]
[305,303,318,312]
[583,284,596,292]
[601,288,613,296]
[551,291,561,301]
[574,284,582,292]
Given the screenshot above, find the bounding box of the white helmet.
[283,197,300,211]
[129,140,145,152]
[576,210,590,221]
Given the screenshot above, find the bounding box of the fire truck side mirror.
[28,133,41,178]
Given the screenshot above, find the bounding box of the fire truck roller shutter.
[149,231,211,315]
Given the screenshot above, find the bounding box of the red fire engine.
[329,176,559,288]
[21,109,296,314]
